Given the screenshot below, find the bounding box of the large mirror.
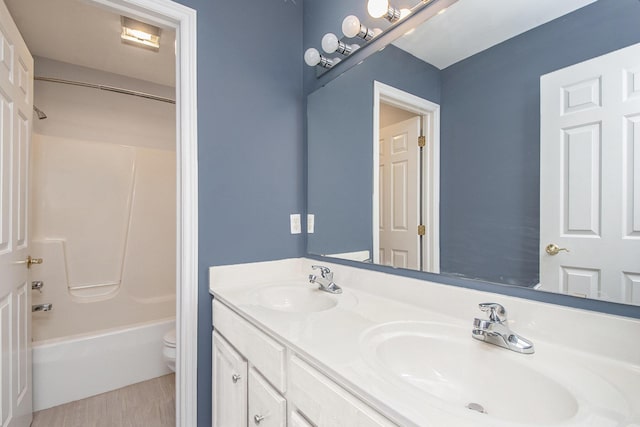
[307,0,640,306]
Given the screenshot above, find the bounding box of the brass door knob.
[20,255,43,268]
[545,244,569,256]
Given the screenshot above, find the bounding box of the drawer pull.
[253,414,265,425]
[232,374,242,383]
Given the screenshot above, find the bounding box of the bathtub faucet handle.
[32,281,44,293]
[32,303,53,312]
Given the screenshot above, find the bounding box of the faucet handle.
[311,265,332,278]
[479,303,507,322]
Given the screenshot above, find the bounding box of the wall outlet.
[307,214,315,233]
[290,214,301,234]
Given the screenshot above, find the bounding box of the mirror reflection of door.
[379,114,421,269]
[373,82,440,273]
[540,42,640,304]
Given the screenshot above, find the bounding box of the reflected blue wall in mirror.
[307,0,640,288]
[308,45,440,256]
[440,0,640,286]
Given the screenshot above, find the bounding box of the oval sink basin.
[360,322,580,425]
[254,285,338,313]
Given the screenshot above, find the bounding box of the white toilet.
[162,328,176,372]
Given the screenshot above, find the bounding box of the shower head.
[33,105,47,120]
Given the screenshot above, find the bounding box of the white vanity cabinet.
[212,299,398,427]
[212,300,287,427]
[212,331,286,427]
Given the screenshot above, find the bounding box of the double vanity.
[209,258,640,427]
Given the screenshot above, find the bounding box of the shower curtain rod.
[34,76,176,104]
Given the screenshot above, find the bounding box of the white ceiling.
[5,0,175,87]
[394,0,598,69]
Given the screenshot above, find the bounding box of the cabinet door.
[248,368,286,427]
[213,332,248,427]
[289,411,314,427]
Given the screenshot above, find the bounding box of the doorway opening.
[373,81,440,273]
[3,0,197,425]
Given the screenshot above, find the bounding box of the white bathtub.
[32,318,174,411]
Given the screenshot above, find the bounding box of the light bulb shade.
[304,48,334,68]
[304,48,321,66]
[322,33,353,56]
[342,15,361,38]
[321,33,339,53]
[367,0,389,18]
[342,15,378,41]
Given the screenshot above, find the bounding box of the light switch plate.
[290,214,301,234]
[307,214,315,233]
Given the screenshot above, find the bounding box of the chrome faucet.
[472,303,534,354]
[308,265,342,294]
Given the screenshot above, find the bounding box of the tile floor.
[31,374,175,427]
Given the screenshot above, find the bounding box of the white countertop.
[209,258,640,427]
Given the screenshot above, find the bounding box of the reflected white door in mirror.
[379,116,421,268]
[373,81,440,273]
[540,42,640,305]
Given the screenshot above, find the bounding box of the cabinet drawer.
[213,300,286,392]
[289,355,397,427]
[249,368,286,427]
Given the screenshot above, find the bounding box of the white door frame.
[86,1,198,425]
[373,81,440,272]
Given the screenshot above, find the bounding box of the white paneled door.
[379,117,421,269]
[0,1,33,426]
[540,43,640,303]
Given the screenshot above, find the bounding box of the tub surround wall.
[30,137,176,340]
[30,58,176,340]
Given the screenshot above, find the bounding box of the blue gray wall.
[439,0,640,285]
[307,45,440,255]
[173,1,304,425]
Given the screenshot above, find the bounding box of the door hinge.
[418,225,426,236]
[418,136,426,147]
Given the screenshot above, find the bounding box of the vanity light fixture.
[321,33,360,56]
[342,15,382,40]
[367,0,411,22]
[121,16,161,51]
[304,48,339,68]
